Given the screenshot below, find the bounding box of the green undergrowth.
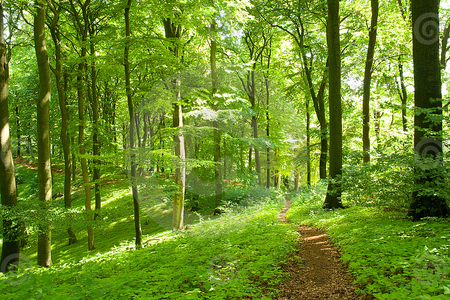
[1,200,297,299]
[1,163,298,299]
[287,183,450,300]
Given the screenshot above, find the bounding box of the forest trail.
[276,198,371,300]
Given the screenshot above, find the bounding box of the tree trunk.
[264,40,272,189]
[124,0,142,248]
[301,52,328,180]
[250,70,261,184]
[0,0,20,273]
[15,106,20,158]
[34,0,53,267]
[89,24,101,218]
[323,0,343,209]
[48,2,77,245]
[362,0,379,163]
[408,0,449,220]
[164,17,186,231]
[210,20,223,205]
[306,97,311,186]
[294,171,300,191]
[69,0,94,251]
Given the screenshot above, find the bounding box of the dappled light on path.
[276,199,372,299]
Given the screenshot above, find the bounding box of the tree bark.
[398,56,408,131]
[306,97,311,186]
[34,0,53,267]
[0,0,20,273]
[210,20,223,205]
[163,17,186,231]
[124,0,142,248]
[69,0,94,251]
[408,0,449,220]
[362,0,378,163]
[264,38,272,189]
[323,0,343,209]
[88,22,101,217]
[48,1,77,245]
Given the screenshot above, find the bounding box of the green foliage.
[287,184,450,300]
[0,195,297,299]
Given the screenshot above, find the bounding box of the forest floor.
[276,199,372,300]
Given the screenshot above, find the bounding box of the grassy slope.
[287,184,450,300]
[1,164,298,299]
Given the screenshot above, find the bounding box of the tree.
[210,19,223,205]
[124,0,142,248]
[362,0,379,163]
[408,0,449,220]
[323,0,343,209]
[67,0,95,251]
[0,0,20,273]
[262,1,329,180]
[47,0,77,245]
[163,17,186,231]
[34,0,52,267]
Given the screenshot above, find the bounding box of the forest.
[0,0,450,299]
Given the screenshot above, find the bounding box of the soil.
[276,199,373,300]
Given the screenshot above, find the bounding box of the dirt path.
[276,199,371,299]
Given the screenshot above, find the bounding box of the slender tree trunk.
[408,0,449,220]
[124,0,142,248]
[69,0,94,251]
[34,0,53,267]
[48,2,77,245]
[250,69,261,184]
[301,52,328,180]
[89,26,101,217]
[362,0,378,163]
[294,171,300,190]
[164,18,186,231]
[15,106,20,158]
[323,0,343,209]
[0,0,20,273]
[210,20,222,205]
[264,41,272,189]
[398,56,408,131]
[306,97,311,186]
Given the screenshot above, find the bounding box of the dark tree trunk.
[398,56,408,132]
[362,0,378,163]
[264,38,272,189]
[34,0,53,267]
[15,106,20,158]
[408,0,449,221]
[0,1,20,273]
[306,97,311,186]
[124,0,142,248]
[323,0,343,209]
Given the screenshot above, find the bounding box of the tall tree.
[47,0,77,245]
[263,3,329,180]
[362,0,379,163]
[124,0,142,248]
[68,0,95,250]
[323,0,343,209]
[34,0,52,267]
[163,17,186,231]
[210,19,223,205]
[0,0,20,273]
[87,4,102,217]
[408,0,449,220]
